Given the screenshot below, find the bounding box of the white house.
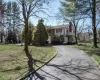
[46,24,76,44]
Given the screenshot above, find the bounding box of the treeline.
[0,1,21,43]
[1,1,48,45]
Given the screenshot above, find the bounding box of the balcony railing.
[67,32,74,36]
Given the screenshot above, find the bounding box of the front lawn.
[0,44,56,80]
[74,43,100,65]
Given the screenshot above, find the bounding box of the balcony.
[66,32,74,36]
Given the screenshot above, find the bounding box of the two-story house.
[46,23,76,44]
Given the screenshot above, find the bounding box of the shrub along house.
[46,23,76,44]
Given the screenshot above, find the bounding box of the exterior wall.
[64,36,75,43]
[64,36,68,43]
[55,29,64,36]
[46,24,75,44]
[72,37,76,43]
[54,28,75,43]
[54,28,75,36]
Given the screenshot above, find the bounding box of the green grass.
[0,44,56,80]
[74,43,100,65]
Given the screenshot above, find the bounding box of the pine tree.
[4,1,20,31]
[33,19,48,45]
[7,30,17,43]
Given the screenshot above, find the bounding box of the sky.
[5,0,64,26]
[30,0,63,26]
[4,0,97,31]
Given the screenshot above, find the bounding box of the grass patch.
[0,44,56,80]
[74,43,100,65]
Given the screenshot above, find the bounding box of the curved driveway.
[38,45,100,80]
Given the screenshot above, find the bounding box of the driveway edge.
[91,57,100,68]
[39,49,58,68]
[80,49,100,68]
[74,47,100,68]
[79,49,100,68]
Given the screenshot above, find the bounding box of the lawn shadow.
[77,43,100,56]
[87,48,100,56]
[33,45,52,47]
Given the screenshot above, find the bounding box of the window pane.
[56,29,62,33]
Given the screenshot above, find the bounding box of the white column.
[64,36,68,43]
[48,36,51,44]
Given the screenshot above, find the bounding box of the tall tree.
[4,1,20,31]
[77,0,98,47]
[12,1,20,31]
[60,0,99,47]
[0,0,4,43]
[3,1,21,43]
[18,0,51,79]
[5,1,12,30]
[33,19,48,45]
[92,0,97,47]
[59,0,82,44]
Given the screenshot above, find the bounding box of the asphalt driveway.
[37,45,100,80]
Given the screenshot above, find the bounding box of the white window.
[56,29,62,33]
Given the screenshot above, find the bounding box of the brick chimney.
[69,22,72,32]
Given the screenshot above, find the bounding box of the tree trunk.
[73,22,78,44]
[92,0,97,47]
[24,20,34,72]
[75,27,78,44]
[1,35,3,43]
[24,21,44,79]
[73,11,78,44]
[0,32,3,43]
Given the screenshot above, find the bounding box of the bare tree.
[59,0,87,44]
[92,0,97,47]
[17,0,51,79]
[0,0,4,43]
